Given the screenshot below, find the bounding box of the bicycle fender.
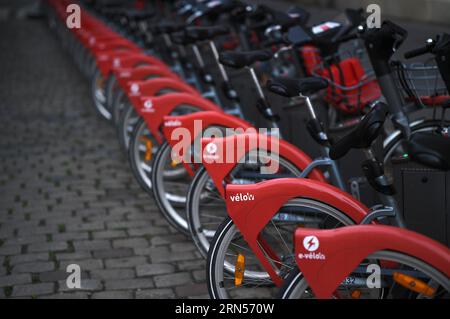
[200,133,327,197]
[162,111,252,148]
[162,112,253,177]
[110,53,169,73]
[116,66,179,91]
[137,93,222,144]
[225,178,369,286]
[294,225,450,298]
[95,49,141,78]
[126,78,200,112]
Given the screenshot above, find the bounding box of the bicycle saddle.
[185,25,229,41]
[266,77,328,98]
[329,102,389,160]
[407,133,450,171]
[219,50,273,69]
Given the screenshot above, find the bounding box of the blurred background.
[1,0,449,25]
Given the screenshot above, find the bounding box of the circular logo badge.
[303,235,319,252]
[131,84,139,94]
[144,100,153,109]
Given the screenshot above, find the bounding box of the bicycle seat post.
[247,66,281,136]
[208,40,243,116]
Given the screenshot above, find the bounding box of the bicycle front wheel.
[207,198,355,299]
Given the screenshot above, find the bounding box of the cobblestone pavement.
[0,19,207,299]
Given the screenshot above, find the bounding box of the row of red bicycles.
[44,0,449,299]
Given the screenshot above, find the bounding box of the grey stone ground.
[0,19,207,299]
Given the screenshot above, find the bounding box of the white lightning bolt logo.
[303,236,319,252]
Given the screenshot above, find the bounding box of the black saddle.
[266,77,328,98]
[185,26,229,42]
[219,50,273,69]
[407,132,450,171]
[329,102,389,160]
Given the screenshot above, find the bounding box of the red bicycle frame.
[116,66,180,92]
[162,111,254,176]
[135,93,223,144]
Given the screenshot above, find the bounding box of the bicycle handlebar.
[404,41,434,59]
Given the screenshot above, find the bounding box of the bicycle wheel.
[105,74,117,115]
[207,198,355,299]
[151,125,232,235]
[117,102,139,153]
[90,69,111,121]
[116,89,178,152]
[279,250,450,299]
[151,141,195,234]
[129,105,199,193]
[188,152,302,257]
[111,88,126,126]
[129,118,159,192]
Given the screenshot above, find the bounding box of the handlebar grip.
[404,45,430,59]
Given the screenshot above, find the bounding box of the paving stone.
[53,232,90,241]
[39,292,90,299]
[154,272,192,288]
[58,279,103,292]
[170,242,197,252]
[17,225,58,236]
[12,261,55,274]
[91,291,133,299]
[113,238,148,249]
[175,283,208,297]
[9,253,49,265]
[11,283,55,297]
[0,245,22,256]
[28,242,68,253]
[55,251,92,261]
[136,264,175,277]
[92,230,127,239]
[4,235,47,246]
[104,256,147,269]
[104,278,154,290]
[92,248,134,259]
[150,234,186,246]
[39,270,88,283]
[150,251,197,264]
[59,259,104,271]
[136,288,176,299]
[73,240,111,251]
[134,246,170,256]
[127,226,168,237]
[66,222,105,232]
[192,270,206,282]
[90,268,135,280]
[0,274,32,287]
[106,220,152,230]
